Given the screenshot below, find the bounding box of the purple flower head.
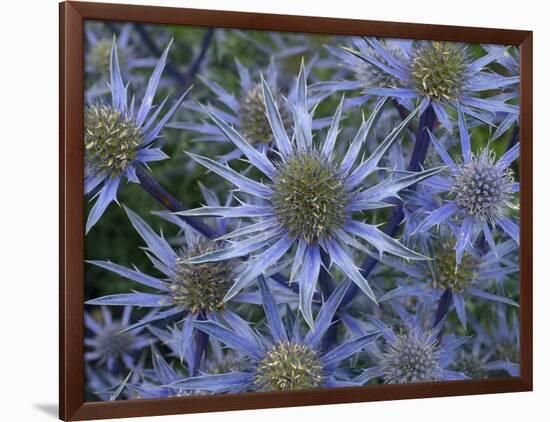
[336,38,519,131]
[84,306,151,372]
[415,106,519,263]
[85,205,294,373]
[167,278,380,393]
[379,235,519,329]
[354,304,470,385]
[177,61,442,328]
[171,60,329,162]
[85,23,161,101]
[84,37,188,233]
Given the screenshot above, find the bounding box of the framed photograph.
[59,1,533,420]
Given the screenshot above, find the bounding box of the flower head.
[450,149,515,224]
[84,23,161,101]
[168,279,380,393]
[379,330,442,384]
[239,82,291,145]
[339,38,519,131]
[409,42,468,102]
[255,341,324,391]
[415,107,519,263]
[84,38,188,233]
[85,205,293,374]
[354,307,469,385]
[321,37,409,94]
[85,105,143,178]
[271,150,349,243]
[178,62,441,327]
[170,238,238,314]
[171,61,304,161]
[85,306,150,371]
[379,235,519,328]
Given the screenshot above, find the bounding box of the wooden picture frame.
[60,1,533,420]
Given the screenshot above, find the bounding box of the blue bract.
[84,38,188,233]
[177,62,442,327]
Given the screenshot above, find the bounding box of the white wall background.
[0,0,546,420]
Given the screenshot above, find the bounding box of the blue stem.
[319,251,335,297]
[341,104,437,306]
[134,163,221,239]
[134,24,214,89]
[192,312,208,376]
[433,289,453,328]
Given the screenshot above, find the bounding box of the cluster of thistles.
[83,22,520,401]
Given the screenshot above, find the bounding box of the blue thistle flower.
[313,37,410,108]
[85,306,151,372]
[339,38,519,131]
[379,237,519,328]
[354,307,469,384]
[167,279,380,393]
[415,107,519,263]
[468,305,519,377]
[171,61,328,162]
[177,62,442,327]
[85,206,291,373]
[85,23,160,100]
[84,38,188,233]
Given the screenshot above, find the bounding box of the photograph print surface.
[83,20,520,402]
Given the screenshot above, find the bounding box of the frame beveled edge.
[59,1,533,420]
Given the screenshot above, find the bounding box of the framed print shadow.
[59,1,533,420]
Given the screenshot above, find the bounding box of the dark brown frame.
[59,1,533,420]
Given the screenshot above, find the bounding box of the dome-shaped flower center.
[255,342,323,391]
[85,105,142,178]
[380,332,442,384]
[170,240,237,314]
[239,84,288,145]
[271,151,349,244]
[452,351,486,378]
[430,238,478,291]
[495,342,519,363]
[450,149,515,223]
[95,324,135,359]
[409,41,468,101]
[88,39,126,75]
[355,43,408,90]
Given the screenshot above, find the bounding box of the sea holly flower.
[84,38,188,233]
[177,62,442,327]
[341,38,519,131]
[415,107,519,262]
[172,61,291,158]
[467,305,519,377]
[378,236,519,328]
[86,24,158,77]
[168,279,380,393]
[85,206,287,373]
[312,37,411,109]
[171,60,330,162]
[354,309,469,385]
[449,305,519,379]
[85,306,151,372]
